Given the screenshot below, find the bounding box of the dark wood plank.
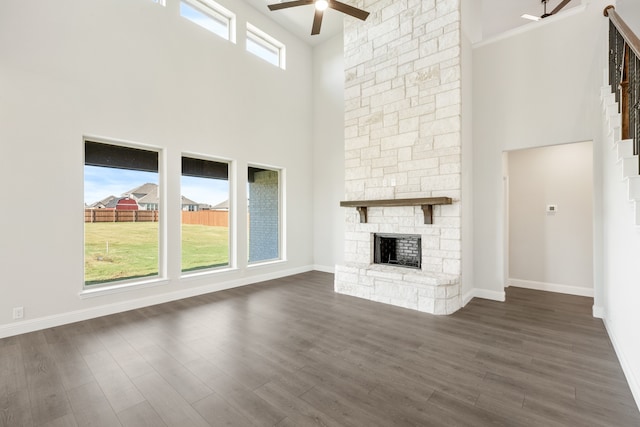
[191,392,253,426]
[136,344,212,404]
[255,381,343,427]
[82,350,145,413]
[117,401,167,427]
[18,332,73,425]
[66,381,121,427]
[0,388,33,427]
[130,372,210,427]
[47,341,94,391]
[40,414,78,427]
[0,343,27,397]
[0,271,638,426]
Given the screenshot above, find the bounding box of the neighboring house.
[126,183,158,201]
[88,184,199,211]
[135,191,159,211]
[210,200,228,211]
[88,195,139,210]
[90,183,199,211]
[181,196,199,211]
[125,183,160,210]
[89,195,118,209]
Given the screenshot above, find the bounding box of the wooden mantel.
[339,197,453,224]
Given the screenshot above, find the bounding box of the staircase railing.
[605,5,640,160]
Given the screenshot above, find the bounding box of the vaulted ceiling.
[243,0,583,45]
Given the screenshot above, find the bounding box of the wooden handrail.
[605,4,640,152]
[604,5,640,59]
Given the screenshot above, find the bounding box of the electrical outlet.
[12,307,23,320]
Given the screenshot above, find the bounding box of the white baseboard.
[592,305,605,319]
[462,288,506,306]
[312,264,335,274]
[603,317,640,412]
[508,278,594,297]
[0,265,314,339]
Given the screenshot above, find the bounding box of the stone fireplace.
[334,0,463,315]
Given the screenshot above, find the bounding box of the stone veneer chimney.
[334,0,463,315]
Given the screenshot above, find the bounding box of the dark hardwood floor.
[1,271,639,426]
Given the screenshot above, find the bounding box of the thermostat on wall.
[546,204,558,214]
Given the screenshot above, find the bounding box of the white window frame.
[180,154,236,277]
[150,0,166,6]
[246,23,286,70]
[247,163,285,266]
[81,135,168,298]
[180,0,236,43]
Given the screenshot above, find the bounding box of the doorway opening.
[503,141,594,298]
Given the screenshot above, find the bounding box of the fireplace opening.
[374,233,421,269]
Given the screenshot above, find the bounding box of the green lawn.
[181,224,229,272]
[84,222,228,285]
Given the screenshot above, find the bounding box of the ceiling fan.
[522,0,572,22]
[267,0,370,36]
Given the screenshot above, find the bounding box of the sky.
[180,2,279,66]
[180,2,228,39]
[84,166,229,207]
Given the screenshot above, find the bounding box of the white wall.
[472,0,609,302]
[0,0,314,336]
[312,33,345,272]
[617,0,640,35]
[461,0,479,302]
[602,0,640,409]
[507,142,594,295]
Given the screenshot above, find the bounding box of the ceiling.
[243,0,583,46]
[481,0,582,40]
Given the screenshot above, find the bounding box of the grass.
[84,222,228,285]
[181,224,229,272]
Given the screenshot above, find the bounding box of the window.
[246,23,285,69]
[181,156,230,273]
[247,166,281,263]
[84,140,161,287]
[180,0,236,42]
[150,0,165,5]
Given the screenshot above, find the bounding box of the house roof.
[181,195,198,206]
[137,192,159,204]
[211,199,229,210]
[90,195,117,208]
[120,183,199,206]
[137,193,198,206]
[89,183,199,207]
[124,183,158,199]
[102,196,139,209]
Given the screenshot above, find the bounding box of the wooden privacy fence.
[85,209,159,223]
[181,210,228,227]
[85,209,228,226]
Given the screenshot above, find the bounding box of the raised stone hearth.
[335,0,463,315]
[336,263,460,315]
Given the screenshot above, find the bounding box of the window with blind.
[84,140,161,287]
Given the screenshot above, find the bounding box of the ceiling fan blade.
[329,0,370,21]
[268,0,314,12]
[550,0,572,15]
[311,8,324,35]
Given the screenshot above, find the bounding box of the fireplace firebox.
[373,233,421,269]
